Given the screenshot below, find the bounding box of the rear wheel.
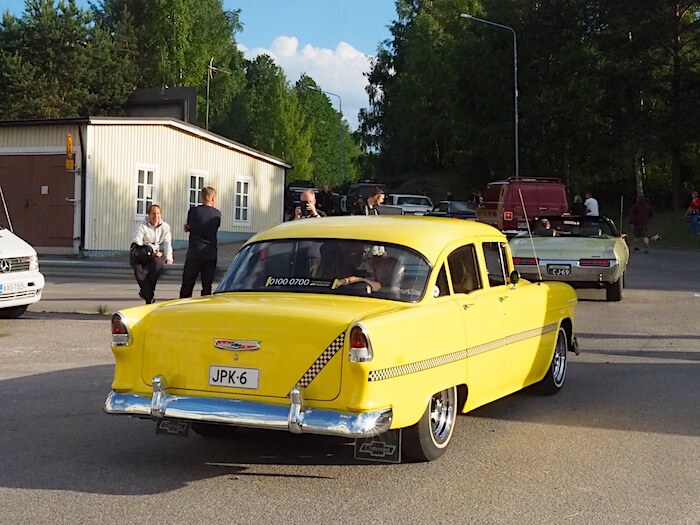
[537,327,568,395]
[0,305,28,319]
[402,386,457,462]
[191,423,239,439]
[606,274,623,302]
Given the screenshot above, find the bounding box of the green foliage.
[0,0,137,118]
[359,0,700,208]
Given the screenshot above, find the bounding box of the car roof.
[248,216,502,262]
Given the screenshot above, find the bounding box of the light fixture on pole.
[460,13,519,179]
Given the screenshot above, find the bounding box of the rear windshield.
[483,184,503,203]
[217,239,431,302]
[396,196,432,206]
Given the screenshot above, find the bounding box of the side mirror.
[509,270,520,285]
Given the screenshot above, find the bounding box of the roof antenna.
[0,186,13,232]
[518,188,542,281]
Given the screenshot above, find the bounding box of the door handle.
[462,303,474,310]
[499,296,508,302]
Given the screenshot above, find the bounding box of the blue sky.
[3,0,398,129]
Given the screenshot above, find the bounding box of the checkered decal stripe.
[297,332,345,387]
[368,348,469,382]
[368,323,559,382]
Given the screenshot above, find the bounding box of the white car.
[0,224,45,318]
[384,194,434,215]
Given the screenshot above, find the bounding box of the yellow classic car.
[106,216,578,463]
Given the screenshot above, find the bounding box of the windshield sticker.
[264,276,333,288]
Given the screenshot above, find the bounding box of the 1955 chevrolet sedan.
[105,216,578,463]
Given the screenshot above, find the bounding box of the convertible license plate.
[548,264,571,276]
[209,365,259,389]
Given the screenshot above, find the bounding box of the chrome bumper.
[105,375,392,438]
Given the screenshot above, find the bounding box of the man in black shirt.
[179,187,222,298]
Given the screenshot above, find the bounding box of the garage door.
[0,155,75,250]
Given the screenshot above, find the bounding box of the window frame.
[134,164,158,218]
[187,169,208,209]
[233,175,253,225]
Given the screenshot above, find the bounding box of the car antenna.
[518,189,543,281]
[0,186,13,232]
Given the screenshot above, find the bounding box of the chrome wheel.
[402,386,458,462]
[537,327,568,395]
[551,328,567,387]
[429,388,457,445]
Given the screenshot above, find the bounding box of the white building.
[0,117,290,255]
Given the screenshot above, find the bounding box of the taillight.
[111,313,131,347]
[348,325,373,362]
[579,259,611,267]
[503,211,514,221]
[513,257,538,265]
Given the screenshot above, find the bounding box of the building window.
[234,177,252,224]
[136,165,157,216]
[188,171,206,208]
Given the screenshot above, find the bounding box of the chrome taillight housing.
[348,324,373,362]
[513,256,538,265]
[579,259,612,267]
[111,313,131,347]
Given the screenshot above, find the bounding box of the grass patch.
[96,304,110,315]
[621,210,700,250]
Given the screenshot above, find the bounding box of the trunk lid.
[140,293,398,401]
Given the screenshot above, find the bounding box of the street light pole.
[460,13,519,179]
[308,87,344,181]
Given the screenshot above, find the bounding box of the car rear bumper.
[105,375,393,438]
[517,261,623,285]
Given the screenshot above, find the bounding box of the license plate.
[517,220,527,228]
[548,265,571,276]
[209,365,259,389]
[0,282,26,294]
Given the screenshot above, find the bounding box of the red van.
[477,177,570,233]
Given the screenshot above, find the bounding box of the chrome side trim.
[104,379,392,439]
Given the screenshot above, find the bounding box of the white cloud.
[239,36,372,130]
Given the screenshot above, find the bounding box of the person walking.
[584,192,599,216]
[362,187,386,215]
[685,191,700,235]
[629,195,654,253]
[131,204,173,304]
[180,187,222,298]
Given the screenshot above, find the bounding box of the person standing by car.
[571,195,586,216]
[132,204,173,304]
[584,192,599,216]
[317,184,334,216]
[629,195,654,253]
[362,187,386,215]
[685,191,700,235]
[180,187,221,298]
[299,189,326,218]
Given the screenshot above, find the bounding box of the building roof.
[0,116,291,169]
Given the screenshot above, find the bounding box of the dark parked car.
[427,200,477,219]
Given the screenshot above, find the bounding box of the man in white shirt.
[584,192,599,216]
[131,204,173,303]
